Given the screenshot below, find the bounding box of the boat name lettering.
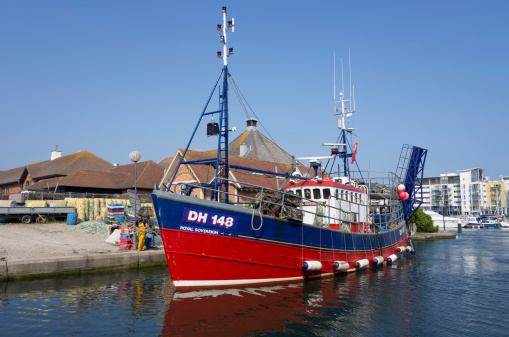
[182,208,239,230]
[179,225,219,235]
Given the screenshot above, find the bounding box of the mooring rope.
[251,198,263,231]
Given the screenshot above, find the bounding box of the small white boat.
[424,210,463,229]
[461,215,481,227]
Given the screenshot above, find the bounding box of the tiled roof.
[29,170,128,190]
[159,157,173,169]
[161,149,315,191]
[0,157,53,185]
[30,160,164,191]
[110,160,164,189]
[0,166,27,185]
[228,130,295,164]
[28,151,112,179]
[28,176,67,190]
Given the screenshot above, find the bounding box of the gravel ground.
[0,222,121,261]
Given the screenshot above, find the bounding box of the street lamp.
[129,151,141,222]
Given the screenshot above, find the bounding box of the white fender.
[372,256,384,266]
[355,259,369,269]
[406,246,412,252]
[303,261,322,271]
[386,254,398,264]
[397,246,406,253]
[333,261,350,272]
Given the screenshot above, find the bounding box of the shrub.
[411,208,439,233]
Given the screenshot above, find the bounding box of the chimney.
[51,145,62,160]
[246,118,258,131]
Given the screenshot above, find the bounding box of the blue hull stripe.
[152,192,407,253]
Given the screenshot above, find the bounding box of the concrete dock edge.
[0,250,167,280]
[410,230,456,241]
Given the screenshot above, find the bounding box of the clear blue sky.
[1,1,508,180]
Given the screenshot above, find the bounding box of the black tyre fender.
[408,237,416,255]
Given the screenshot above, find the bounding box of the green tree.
[411,208,438,233]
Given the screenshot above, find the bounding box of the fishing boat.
[151,7,428,291]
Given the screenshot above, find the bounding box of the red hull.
[160,228,408,290]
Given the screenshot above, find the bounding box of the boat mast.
[333,53,355,180]
[213,7,235,201]
[166,7,234,199]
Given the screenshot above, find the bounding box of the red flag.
[351,138,358,164]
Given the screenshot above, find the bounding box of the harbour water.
[1,229,509,336]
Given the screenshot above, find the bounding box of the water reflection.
[161,255,418,336]
[0,269,173,336]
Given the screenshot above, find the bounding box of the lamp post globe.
[129,151,141,235]
[129,151,141,163]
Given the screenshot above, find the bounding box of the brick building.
[0,148,164,196]
[0,149,112,195]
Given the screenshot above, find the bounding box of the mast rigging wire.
[228,73,293,176]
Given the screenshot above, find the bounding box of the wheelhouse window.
[323,188,331,199]
[313,188,321,199]
[304,189,311,199]
[295,190,302,197]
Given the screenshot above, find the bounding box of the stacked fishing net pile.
[255,191,303,222]
[65,198,132,222]
[67,220,109,236]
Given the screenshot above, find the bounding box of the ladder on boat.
[395,144,428,223]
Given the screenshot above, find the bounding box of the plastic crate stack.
[107,203,125,223]
[119,227,134,250]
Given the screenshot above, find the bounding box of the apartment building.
[420,168,506,215]
[421,173,461,215]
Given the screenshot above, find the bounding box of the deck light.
[217,51,222,58]
[217,24,222,31]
